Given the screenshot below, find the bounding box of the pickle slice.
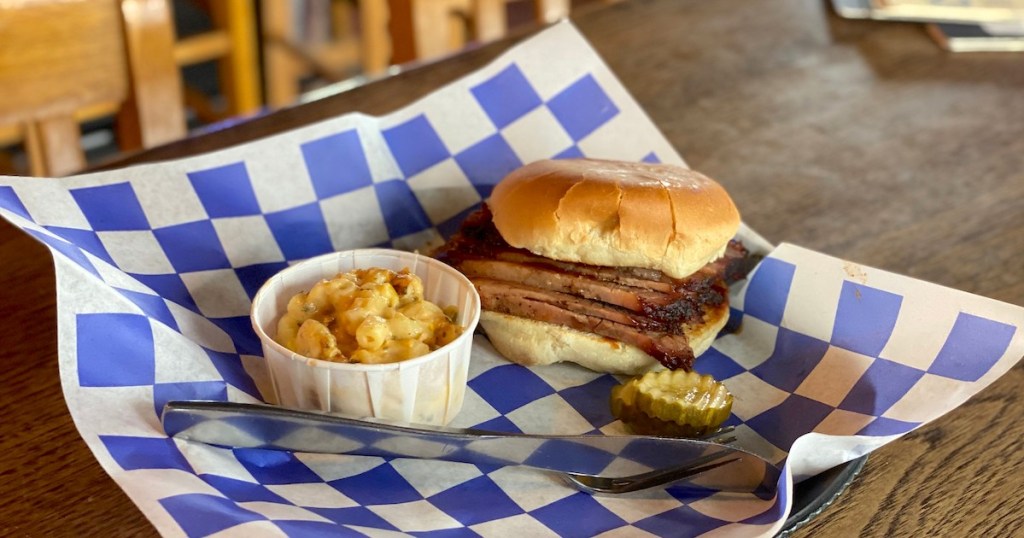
[610,370,733,438]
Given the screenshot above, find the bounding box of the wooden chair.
[258,0,567,109]
[389,0,572,65]
[0,0,187,177]
[174,0,262,121]
[261,0,391,109]
[258,0,599,110]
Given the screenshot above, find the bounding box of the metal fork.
[163,402,780,496]
[564,455,780,497]
[562,453,741,494]
[560,427,779,496]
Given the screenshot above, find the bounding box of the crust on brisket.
[479,301,729,375]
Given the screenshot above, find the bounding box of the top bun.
[488,159,740,279]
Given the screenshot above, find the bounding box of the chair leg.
[471,0,506,42]
[388,0,417,65]
[404,0,472,61]
[119,0,187,150]
[534,0,570,24]
[209,0,263,116]
[261,0,303,108]
[360,0,391,75]
[25,117,85,177]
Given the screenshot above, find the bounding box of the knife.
[162,401,779,495]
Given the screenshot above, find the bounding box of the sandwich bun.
[489,159,740,279]
[478,301,729,375]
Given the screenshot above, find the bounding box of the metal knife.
[162,401,778,495]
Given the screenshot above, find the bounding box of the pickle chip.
[610,370,733,438]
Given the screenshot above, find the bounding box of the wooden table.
[2,0,1023,535]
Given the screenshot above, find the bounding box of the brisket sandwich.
[436,159,753,375]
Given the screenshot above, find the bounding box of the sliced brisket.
[459,259,681,312]
[480,289,695,370]
[436,205,753,370]
[474,278,683,334]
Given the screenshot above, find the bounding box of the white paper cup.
[250,249,480,425]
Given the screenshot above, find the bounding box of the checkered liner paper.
[1,22,1022,538]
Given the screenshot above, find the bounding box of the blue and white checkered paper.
[1,21,1022,538]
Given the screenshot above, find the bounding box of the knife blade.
[162,401,778,494]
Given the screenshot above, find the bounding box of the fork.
[163,401,780,496]
[560,428,742,494]
[562,455,743,494]
[560,427,779,497]
[562,451,780,497]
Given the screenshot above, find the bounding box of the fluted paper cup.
[251,249,480,425]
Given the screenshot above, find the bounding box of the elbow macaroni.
[276,267,464,364]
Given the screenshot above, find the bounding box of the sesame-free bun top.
[489,159,740,279]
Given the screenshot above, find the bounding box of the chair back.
[0,0,185,176]
[389,0,572,65]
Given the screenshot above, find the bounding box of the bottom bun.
[479,302,729,375]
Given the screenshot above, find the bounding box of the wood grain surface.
[2,0,1023,536]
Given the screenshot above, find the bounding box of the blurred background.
[2,0,1020,177]
[0,0,614,176]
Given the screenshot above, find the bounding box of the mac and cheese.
[276,267,464,364]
